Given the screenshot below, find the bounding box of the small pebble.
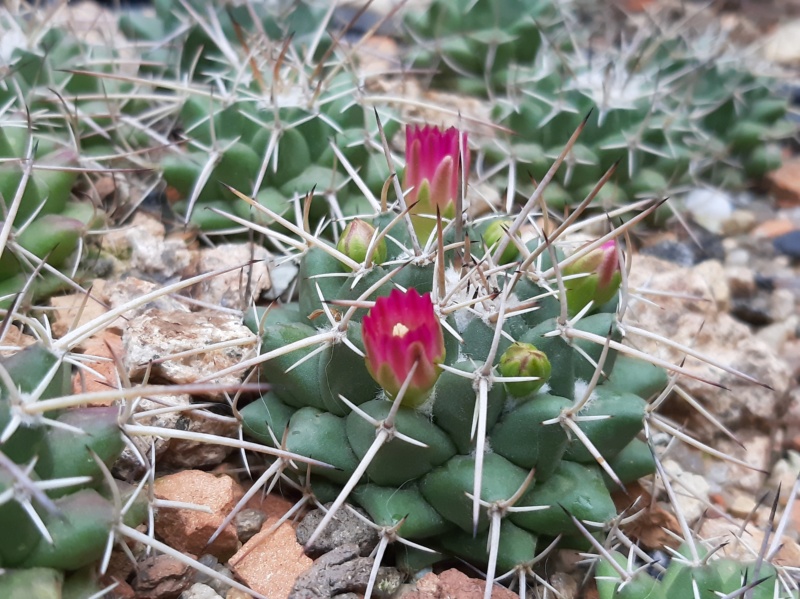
[722,209,757,235]
[684,188,733,234]
[235,508,267,544]
[774,230,800,259]
[296,504,379,558]
[729,493,758,519]
[181,583,223,599]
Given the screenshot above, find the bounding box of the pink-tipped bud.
[563,240,622,315]
[403,124,470,241]
[337,218,386,267]
[498,342,552,398]
[362,288,446,407]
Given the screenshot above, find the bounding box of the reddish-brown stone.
[153,470,243,561]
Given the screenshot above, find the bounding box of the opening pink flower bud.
[362,288,446,407]
[563,240,622,315]
[403,125,470,241]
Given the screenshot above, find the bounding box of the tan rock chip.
[154,470,243,561]
[228,518,312,599]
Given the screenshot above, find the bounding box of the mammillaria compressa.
[362,288,446,408]
[403,124,470,241]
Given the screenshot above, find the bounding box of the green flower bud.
[482,219,519,264]
[337,218,386,267]
[563,240,621,315]
[498,342,551,398]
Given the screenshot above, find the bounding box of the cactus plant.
[216,118,780,598]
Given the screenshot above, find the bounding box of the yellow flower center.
[392,322,409,337]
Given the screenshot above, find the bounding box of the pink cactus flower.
[362,288,446,407]
[563,239,622,315]
[403,125,470,240]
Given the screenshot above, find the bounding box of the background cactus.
[406,0,794,215]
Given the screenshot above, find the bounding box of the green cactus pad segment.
[509,276,561,328]
[259,322,327,410]
[110,480,148,529]
[0,472,41,567]
[390,263,435,297]
[286,407,358,485]
[605,355,669,399]
[243,303,304,336]
[0,215,84,277]
[172,200,236,231]
[420,453,529,534]
[318,129,370,170]
[298,246,347,318]
[519,318,574,399]
[34,407,125,497]
[362,153,393,195]
[626,168,669,199]
[749,98,788,124]
[602,437,655,488]
[715,561,793,599]
[240,392,296,447]
[179,96,245,146]
[119,12,165,41]
[511,461,615,536]
[395,544,443,574]
[333,266,394,324]
[460,317,512,363]
[490,394,571,480]
[596,550,664,599]
[432,361,506,455]
[19,489,116,570]
[351,484,451,539]
[279,165,345,197]
[561,386,647,464]
[164,142,260,206]
[744,144,783,179]
[571,313,621,383]
[320,324,380,416]
[60,200,104,230]
[0,167,58,228]
[161,154,203,199]
[233,187,291,230]
[346,400,456,486]
[250,127,310,189]
[371,212,412,261]
[62,567,104,599]
[217,142,261,194]
[728,121,771,152]
[0,567,63,599]
[440,520,537,572]
[309,477,342,504]
[660,561,724,599]
[0,344,68,463]
[0,272,73,311]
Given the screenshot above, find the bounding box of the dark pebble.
[640,241,696,267]
[774,230,800,259]
[731,295,773,326]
